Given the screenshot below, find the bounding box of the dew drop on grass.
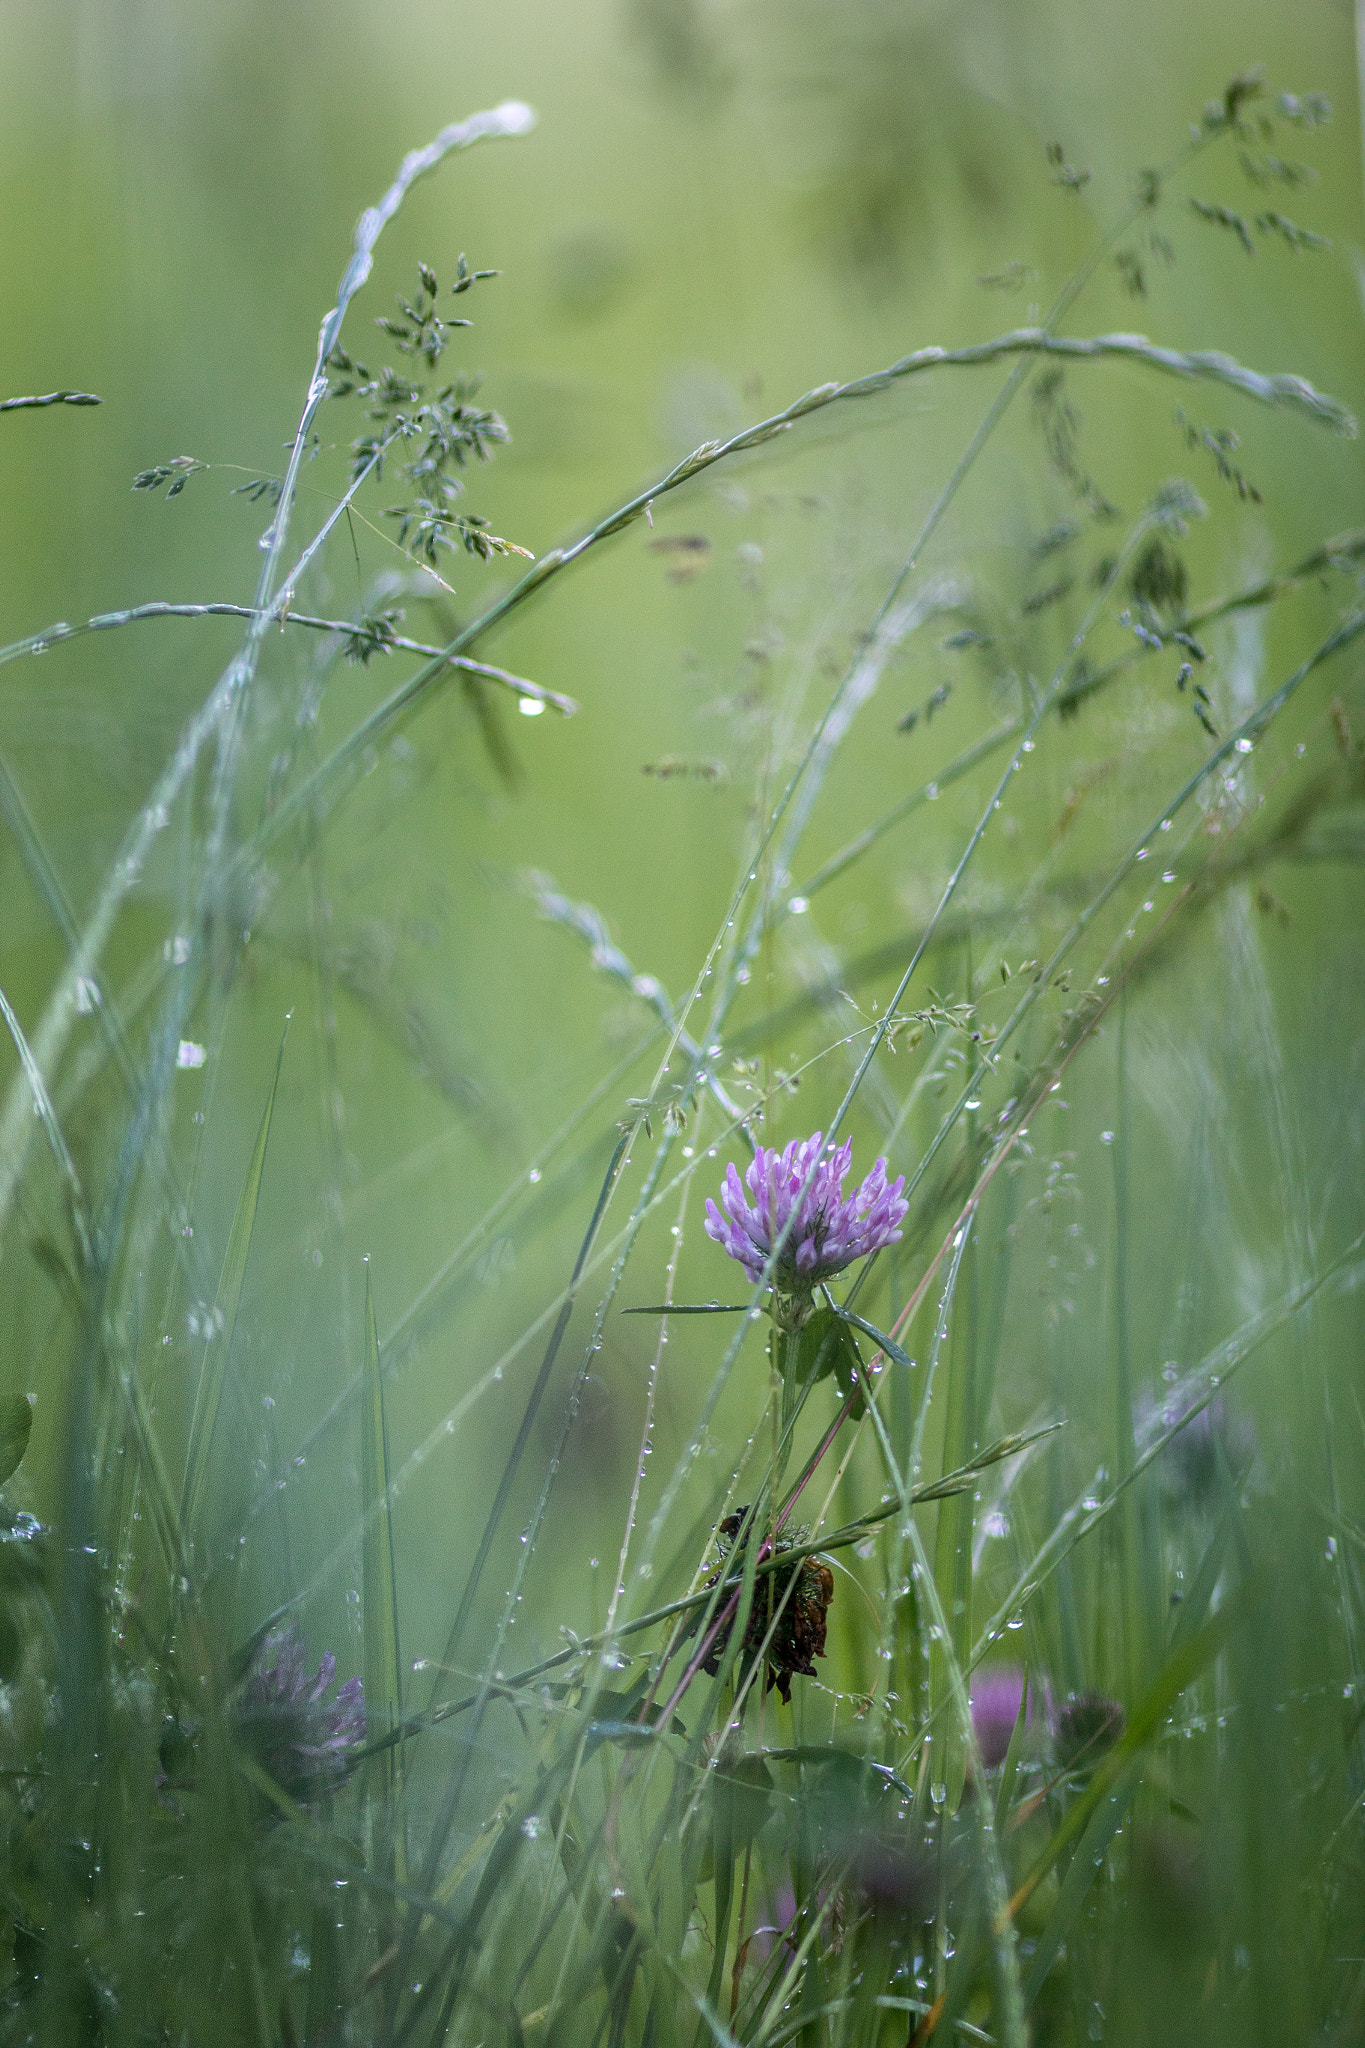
[528,1167,541,1183]
[518,698,545,717]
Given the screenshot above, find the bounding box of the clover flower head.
[703,1132,907,1295]
[237,1624,365,1801]
[1052,1689,1125,1773]
[1137,1384,1256,1508]
[969,1663,1050,1769]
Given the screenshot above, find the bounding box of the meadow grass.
[0,65,1362,2048]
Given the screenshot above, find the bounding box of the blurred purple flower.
[969,1664,1046,1769]
[237,1624,365,1801]
[704,1133,907,1296]
[1137,1384,1256,1508]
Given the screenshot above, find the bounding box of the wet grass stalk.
[0,63,1361,2048]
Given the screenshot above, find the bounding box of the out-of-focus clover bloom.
[237,1624,366,1802]
[1052,1689,1125,1773]
[1137,1383,1256,1509]
[969,1664,1048,1770]
[704,1133,907,1316]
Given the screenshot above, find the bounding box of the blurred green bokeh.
[0,10,1362,2001]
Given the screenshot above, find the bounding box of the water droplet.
[1235,736,1253,754]
[788,896,808,916]
[528,1167,542,1183]
[1100,1130,1114,1144]
[176,1040,207,1070]
[518,698,545,717]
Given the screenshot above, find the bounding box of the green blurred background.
[1,0,1362,1734]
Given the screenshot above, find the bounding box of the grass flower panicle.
[703,1133,908,1303]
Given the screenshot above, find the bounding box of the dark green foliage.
[0,1397,31,1488]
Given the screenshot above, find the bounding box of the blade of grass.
[361,1258,405,1859]
[180,1016,288,1533]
